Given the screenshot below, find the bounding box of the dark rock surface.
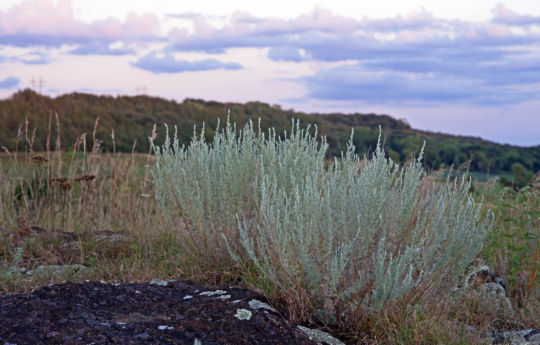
[0,280,318,345]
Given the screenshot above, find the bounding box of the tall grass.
[0,116,178,291]
[0,116,152,233]
[481,179,539,306]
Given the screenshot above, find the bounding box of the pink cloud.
[193,18,215,38]
[290,8,359,34]
[168,4,538,53]
[484,23,511,37]
[0,0,76,35]
[0,0,160,43]
[168,27,189,40]
[91,13,160,40]
[492,3,540,25]
[196,8,359,38]
[362,8,442,32]
[493,3,521,22]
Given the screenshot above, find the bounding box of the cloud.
[363,53,540,86]
[74,87,124,94]
[0,33,85,47]
[360,9,445,32]
[168,8,359,53]
[166,5,540,106]
[492,3,540,25]
[69,42,134,55]
[18,53,50,64]
[0,76,20,89]
[131,52,243,73]
[162,7,540,110]
[0,0,161,47]
[167,12,226,21]
[0,52,49,64]
[165,5,540,60]
[267,46,305,62]
[301,62,540,105]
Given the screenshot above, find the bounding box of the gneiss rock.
[297,325,346,345]
[249,299,278,313]
[454,259,513,313]
[457,259,508,294]
[456,260,539,345]
[149,279,169,286]
[491,329,540,345]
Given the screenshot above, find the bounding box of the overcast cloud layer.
[0,0,539,145]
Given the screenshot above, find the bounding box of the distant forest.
[1,89,539,176]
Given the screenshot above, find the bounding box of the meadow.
[0,117,538,345]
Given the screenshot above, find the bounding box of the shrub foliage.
[153,118,493,327]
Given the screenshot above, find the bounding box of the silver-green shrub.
[153,119,325,266]
[153,118,493,323]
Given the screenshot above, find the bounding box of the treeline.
[1,89,539,175]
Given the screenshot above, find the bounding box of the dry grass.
[0,117,223,293]
[0,118,538,344]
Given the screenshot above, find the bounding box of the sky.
[0,0,539,146]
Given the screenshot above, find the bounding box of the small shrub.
[153,118,493,329]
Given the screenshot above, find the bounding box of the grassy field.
[0,122,538,345]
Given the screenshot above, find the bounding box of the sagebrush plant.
[153,118,494,329]
[152,119,326,274]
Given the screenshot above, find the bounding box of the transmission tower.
[135,85,148,95]
[30,77,45,94]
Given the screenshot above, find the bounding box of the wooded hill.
[1,89,539,175]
